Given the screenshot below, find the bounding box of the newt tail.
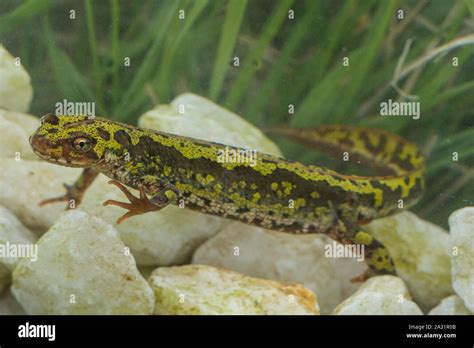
[268,125,425,279]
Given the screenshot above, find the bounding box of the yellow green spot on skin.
[281,181,293,196]
[164,189,178,201]
[206,174,215,184]
[353,231,374,245]
[252,192,261,202]
[229,192,250,207]
[271,183,279,191]
[124,161,145,174]
[310,191,320,199]
[368,247,394,272]
[367,132,380,148]
[293,198,306,209]
[163,165,173,177]
[196,173,215,186]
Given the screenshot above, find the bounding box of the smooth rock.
[0,158,80,233]
[428,295,472,315]
[11,210,154,314]
[333,275,423,315]
[449,207,474,312]
[0,44,33,112]
[366,211,452,311]
[0,205,37,292]
[149,264,318,315]
[0,109,39,160]
[192,221,366,314]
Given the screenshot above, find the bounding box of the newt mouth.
[29,134,68,164]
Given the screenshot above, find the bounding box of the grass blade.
[208,0,247,100]
[332,0,397,119]
[0,0,55,34]
[84,0,105,113]
[247,1,319,122]
[465,0,474,17]
[115,0,181,120]
[153,0,209,101]
[42,18,93,103]
[224,0,294,109]
[111,0,120,112]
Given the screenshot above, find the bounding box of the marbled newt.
[29,113,425,280]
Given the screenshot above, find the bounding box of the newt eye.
[71,136,92,152]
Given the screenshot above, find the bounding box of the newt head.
[29,113,116,168]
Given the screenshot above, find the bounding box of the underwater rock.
[365,211,452,311]
[0,45,33,113]
[0,109,39,160]
[0,205,37,293]
[192,221,365,314]
[428,295,472,315]
[332,275,422,315]
[11,210,154,314]
[449,207,474,312]
[149,264,318,315]
[0,288,25,315]
[0,158,80,233]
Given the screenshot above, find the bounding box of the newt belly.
[29,113,425,279]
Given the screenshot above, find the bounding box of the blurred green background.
[0,0,473,227]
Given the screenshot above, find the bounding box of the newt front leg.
[39,168,99,209]
[103,179,180,224]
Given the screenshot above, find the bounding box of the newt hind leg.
[327,221,395,282]
[351,230,395,281]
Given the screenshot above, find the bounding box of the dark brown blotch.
[41,113,59,125]
[97,127,111,141]
[114,129,132,146]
